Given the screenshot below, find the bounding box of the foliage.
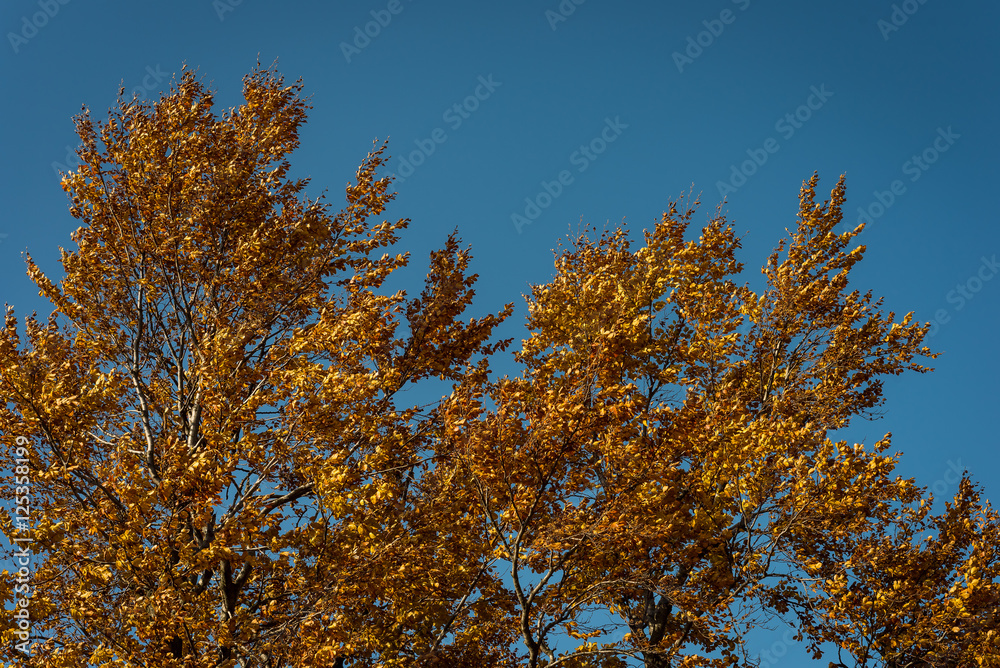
[1,65,997,668]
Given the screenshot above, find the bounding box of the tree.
[1,64,514,667]
[437,187,1000,667]
[1,64,997,668]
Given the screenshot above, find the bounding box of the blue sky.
[2,0,998,663]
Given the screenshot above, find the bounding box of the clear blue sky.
[2,0,998,663]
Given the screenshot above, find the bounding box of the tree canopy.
[2,64,998,668]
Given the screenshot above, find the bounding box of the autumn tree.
[2,64,998,668]
[436,181,999,667]
[1,64,515,667]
